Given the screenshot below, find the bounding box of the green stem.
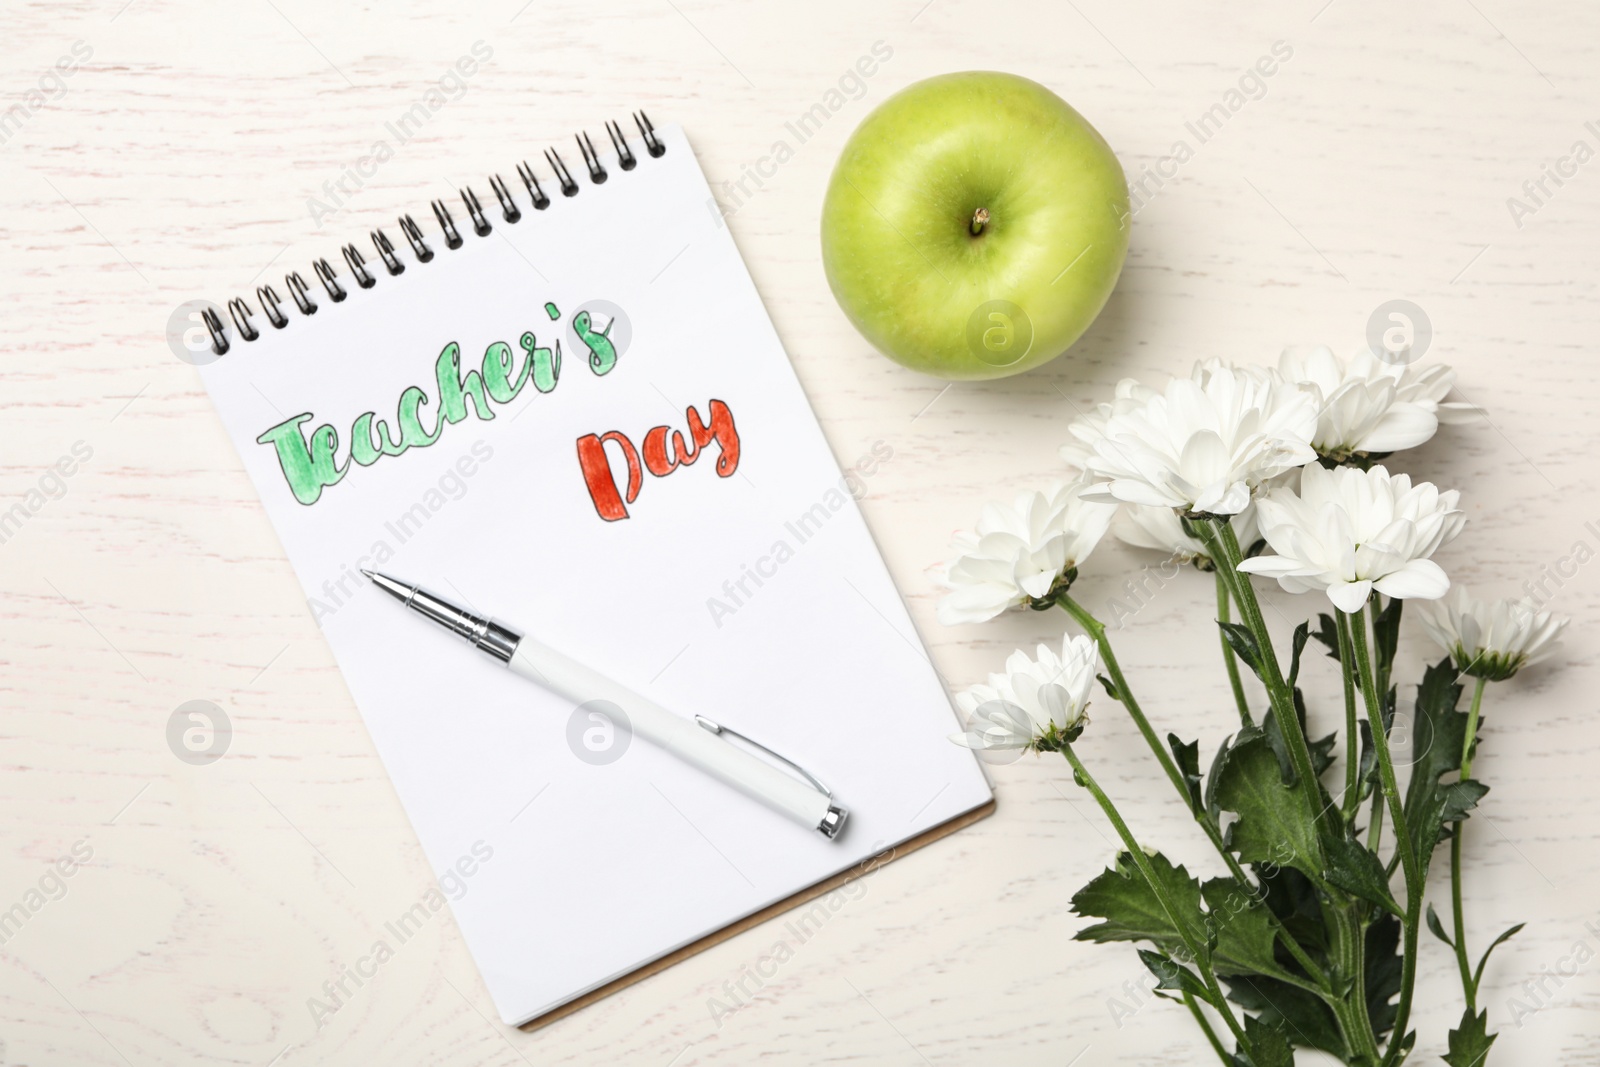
[1059,595,1330,991]
[1330,903,1383,1066]
[1059,596,1193,812]
[1216,567,1253,727]
[1183,990,1233,1066]
[1450,676,1489,1012]
[1061,743,1250,1050]
[1202,520,1331,835]
[1348,605,1424,1067]
[1337,612,1361,822]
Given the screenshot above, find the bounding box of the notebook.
[189,115,994,1026]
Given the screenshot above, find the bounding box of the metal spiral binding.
[257,284,288,328]
[371,230,405,275]
[286,271,317,314]
[342,245,376,289]
[431,199,465,249]
[314,258,346,302]
[200,114,663,356]
[460,187,492,236]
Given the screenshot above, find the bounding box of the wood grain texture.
[1,0,1596,1063]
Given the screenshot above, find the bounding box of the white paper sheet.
[196,124,992,1024]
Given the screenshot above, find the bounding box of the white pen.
[361,570,847,839]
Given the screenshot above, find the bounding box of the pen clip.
[695,715,831,798]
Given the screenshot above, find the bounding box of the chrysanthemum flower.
[951,634,1100,752]
[936,477,1117,625]
[1060,378,1156,471]
[1238,463,1465,612]
[1276,345,1444,464]
[1081,364,1319,516]
[1417,587,1568,681]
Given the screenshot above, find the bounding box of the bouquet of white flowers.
[939,347,1568,1067]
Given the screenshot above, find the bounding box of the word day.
[576,400,741,521]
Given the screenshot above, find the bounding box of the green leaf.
[1443,1007,1497,1067]
[1239,1013,1296,1067]
[1320,830,1402,916]
[1220,620,1264,677]
[1225,975,1345,1057]
[1252,864,1328,959]
[1071,850,1205,956]
[1205,733,1234,820]
[1287,621,1311,686]
[1372,596,1403,682]
[1215,734,1325,881]
[1097,672,1122,702]
[1473,922,1526,989]
[1138,948,1213,1005]
[1168,732,1203,813]
[1311,613,1341,663]
[1425,903,1455,948]
[1200,878,1298,982]
[1356,719,1378,805]
[1264,689,1337,782]
[1440,780,1491,825]
[1401,659,1476,878]
[1365,912,1405,1041]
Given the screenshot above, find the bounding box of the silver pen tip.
[363,569,416,604]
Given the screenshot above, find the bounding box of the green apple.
[821,72,1129,381]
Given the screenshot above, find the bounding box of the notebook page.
[197,124,991,1024]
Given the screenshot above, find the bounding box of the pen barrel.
[509,638,834,832]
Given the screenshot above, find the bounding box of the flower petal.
[1326,579,1374,613]
[1373,558,1450,601]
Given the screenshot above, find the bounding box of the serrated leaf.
[1287,621,1311,686]
[1425,903,1454,948]
[1225,975,1345,1057]
[1138,948,1214,1005]
[1401,659,1474,878]
[1201,878,1297,982]
[1473,922,1526,989]
[1220,620,1264,677]
[1215,734,1325,880]
[1071,850,1205,956]
[1442,1007,1497,1067]
[1168,732,1203,813]
[1239,1013,1296,1067]
[1320,831,1402,916]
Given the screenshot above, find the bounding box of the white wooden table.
[2,0,1596,1063]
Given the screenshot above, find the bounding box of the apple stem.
[970,208,989,236]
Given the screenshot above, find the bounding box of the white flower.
[951,634,1100,751]
[1238,463,1466,613]
[1417,587,1568,681]
[1276,345,1439,461]
[1114,503,1260,567]
[1082,364,1319,516]
[1389,358,1479,426]
[937,477,1117,625]
[1060,378,1156,470]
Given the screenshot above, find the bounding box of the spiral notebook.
[190,116,993,1026]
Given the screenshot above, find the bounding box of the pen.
[361,570,848,839]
